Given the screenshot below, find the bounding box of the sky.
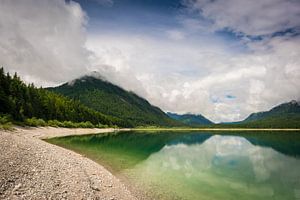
[1,0,300,122]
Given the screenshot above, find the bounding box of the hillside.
[167,112,214,126]
[238,100,300,128]
[243,100,300,122]
[0,68,120,127]
[48,75,181,127]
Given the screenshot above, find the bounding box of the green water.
[47,131,300,200]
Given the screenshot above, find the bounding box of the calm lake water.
[47,131,300,200]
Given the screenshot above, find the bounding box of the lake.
[46,131,300,200]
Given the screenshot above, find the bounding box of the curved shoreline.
[0,127,136,200]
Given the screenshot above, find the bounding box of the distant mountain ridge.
[243,100,300,122]
[238,100,300,128]
[48,75,182,127]
[167,112,214,126]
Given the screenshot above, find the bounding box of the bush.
[47,119,63,127]
[23,118,114,129]
[0,115,112,129]
[0,115,13,130]
[0,115,11,124]
[77,121,94,128]
[25,117,47,127]
[0,123,13,130]
[95,123,110,128]
[61,121,77,128]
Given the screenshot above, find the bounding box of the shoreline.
[0,127,136,200]
[9,126,131,139]
[132,128,300,131]
[1,126,299,199]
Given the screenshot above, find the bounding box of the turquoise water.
[47,131,300,200]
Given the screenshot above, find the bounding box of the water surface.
[47,131,300,200]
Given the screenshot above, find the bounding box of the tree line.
[0,67,123,127]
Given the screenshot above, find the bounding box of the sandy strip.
[0,127,137,200]
[12,126,121,139]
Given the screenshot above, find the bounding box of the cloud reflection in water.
[127,135,300,200]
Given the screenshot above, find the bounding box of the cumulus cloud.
[87,31,300,122]
[0,0,89,86]
[183,0,300,36]
[83,0,300,122]
[134,135,300,197]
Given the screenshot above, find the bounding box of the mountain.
[239,100,300,128]
[47,75,182,127]
[0,68,118,127]
[167,112,214,126]
[243,100,300,122]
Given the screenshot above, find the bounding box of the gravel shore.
[0,127,137,200]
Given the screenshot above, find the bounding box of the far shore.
[132,127,300,131]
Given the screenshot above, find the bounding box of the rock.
[0,128,137,200]
[91,185,101,191]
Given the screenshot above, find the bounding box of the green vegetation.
[23,117,111,128]
[238,113,300,128]
[230,100,300,128]
[243,100,300,122]
[0,115,13,130]
[48,75,182,127]
[25,117,47,127]
[0,68,120,128]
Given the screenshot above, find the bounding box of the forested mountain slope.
[243,100,300,122]
[237,100,300,128]
[0,68,121,127]
[48,75,182,127]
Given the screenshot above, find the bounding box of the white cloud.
[166,30,185,40]
[134,135,300,197]
[86,32,300,122]
[183,0,300,36]
[0,0,89,86]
